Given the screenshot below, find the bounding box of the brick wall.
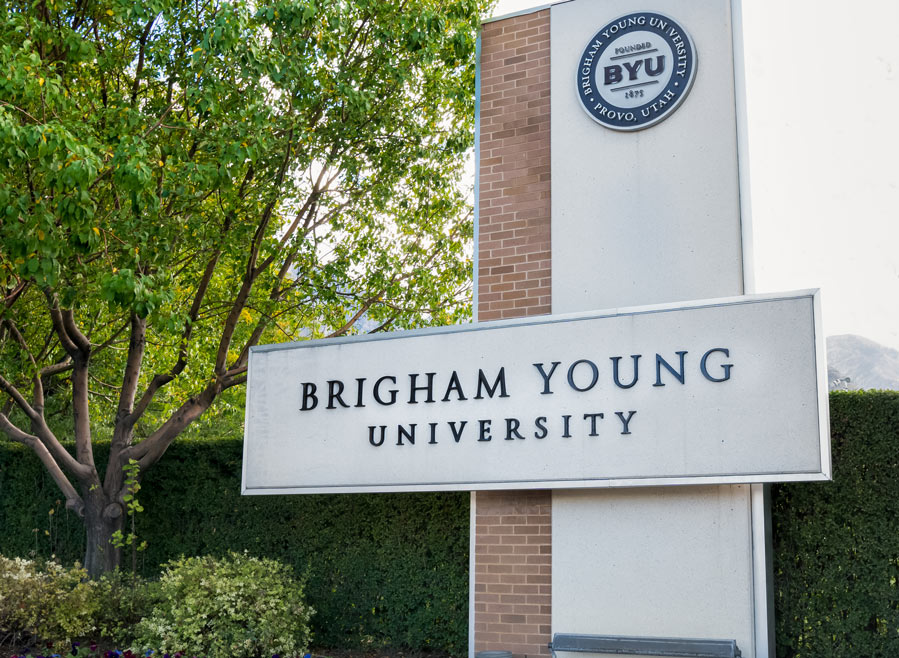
[477,9,551,322]
[473,9,552,658]
[473,490,552,658]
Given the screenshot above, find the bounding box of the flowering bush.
[131,552,312,658]
[0,556,100,646]
[0,552,312,657]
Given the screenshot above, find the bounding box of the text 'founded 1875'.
[577,12,697,131]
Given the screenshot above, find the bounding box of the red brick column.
[477,9,551,323]
[473,9,552,658]
[473,491,552,658]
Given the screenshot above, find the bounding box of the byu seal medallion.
[576,12,697,131]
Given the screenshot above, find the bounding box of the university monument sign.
[243,1,829,656]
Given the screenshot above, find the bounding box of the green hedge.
[2,391,898,656]
[772,391,899,657]
[0,437,469,655]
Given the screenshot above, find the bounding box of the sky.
[491,0,899,352]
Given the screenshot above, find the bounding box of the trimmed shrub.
[0,434,470,654]
[131,552,312,658]
[1,392,897,656]
[0,556,99,646]
[772,391,899,657]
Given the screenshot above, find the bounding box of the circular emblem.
[576,12,697,131]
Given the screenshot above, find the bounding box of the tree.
[0,0,485,577]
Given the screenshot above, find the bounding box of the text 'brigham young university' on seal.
[577,12,697,131]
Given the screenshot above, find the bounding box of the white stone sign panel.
[242,290,830,494]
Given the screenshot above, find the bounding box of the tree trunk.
[82,488,123,577]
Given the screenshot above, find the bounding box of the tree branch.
[71,359,95,468]
[325,291,383,339]
[0,373,39,422]
[40,359,74,378]
[92,320,130,355]
[0,374,92,480]
[46,301,80,357]
[3,319,44,411]
[130,14,159,107]
[140,101,177,139]
[230,249,297,370]
[370,315,398,334]
[44,300,95,467]
[245,129,295,278]
[126,240,225,429]
[0,100,40,124]
[0,413,85,516]
[128,383,219,471]
[222,372,247,389]
[113,314,146,446]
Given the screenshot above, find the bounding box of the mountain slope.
[827,334,899,391]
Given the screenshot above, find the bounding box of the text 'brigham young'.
[297,348,733,448]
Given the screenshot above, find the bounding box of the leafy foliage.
[773,391,899,657]
[0,428,471,655]
[109,459,147,574]
[0,0,486,575]
[90,570,160,648]
[132,552,312,658]
[0,553,308,656]
[0,555,99,646]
